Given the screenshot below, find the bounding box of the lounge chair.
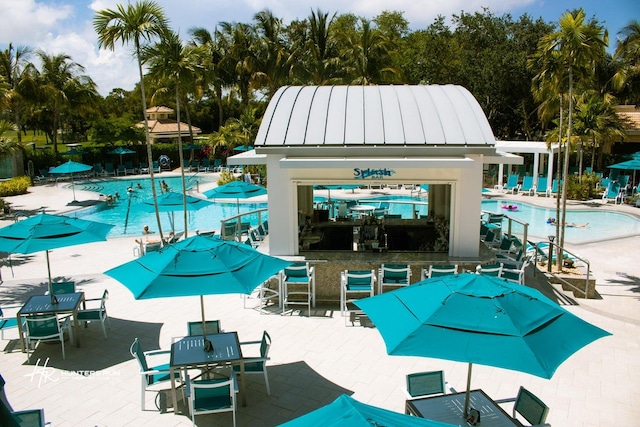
[152,161,161,173]
[124,161,136,175]
[139,162,149,174]
[93,163,105,177]
[116,164,126,176]
[502,174,520,194]
[198,159,211,172]
[548,179,561,197]
[602,181,623,204]
[534,176,549,197]
[104,163,116,176]
[518,175,535,196]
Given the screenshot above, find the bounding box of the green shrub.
[0,176,31,197]
[565,172,601,200]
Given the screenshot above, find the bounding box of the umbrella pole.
[201,295,213,352]
[71,175,77,202]
[464,362,473,418]
[46,250,56,304]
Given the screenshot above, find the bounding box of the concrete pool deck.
[0,178,639,426]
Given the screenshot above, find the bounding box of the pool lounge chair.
[602,181,623,204]
[517,175,535,196]
[502,174,520,194]
[534,176,549,197]
[547,179,561,197]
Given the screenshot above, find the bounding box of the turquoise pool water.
[73,176,267,236]
[480,199,640,244]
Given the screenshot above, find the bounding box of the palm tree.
[217,21,257,106]
[33,51,98,153]
[295,9,341,85]
[252,9,292,99]
[530,9,607,261]
[143,29,205,237]
[612,20,640,104]
[0,44,34,143]
[94,0,169,241]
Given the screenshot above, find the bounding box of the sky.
[0,0,637,96]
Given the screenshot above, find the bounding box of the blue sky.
[0,0,636,96]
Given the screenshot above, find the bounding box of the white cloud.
[0,0,73,46]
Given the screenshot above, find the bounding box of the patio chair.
[212,158,222,172]
[534,176,549,197]
[104,163,116,176]
[182,159,191,171]
[232,330,271,395]
[500,257,530,285]
[420,264,458,280]
[152,161,161,173]
[187,376,236,427]
[124,161,136,174]
[476,263,503,277]
[377,264,411,294]
[187,320,221,336]
[45,281,75,295]
[497,386,549,426]
[602,181,623,204]
[93,163,105,177]
[76,289,109,339]
[116,164,126,176]
[373,202,390,217]
[0,304,21,340]
[547,179,561,197]
[190,160,199,171]
[0,375,48,427]
[482,229,502,249]
[139,162,149,174]
[404,370,447,400]
[244,275,281,314]
[198,158,211,172]
[518,175,535,196]
[340,269,375,318]
[281,262,315,315]
[502,174,520,194]
[130,337,182,411]
[23,315,72,362]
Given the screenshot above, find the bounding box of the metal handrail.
[532,240,591,298]
[220,208,268,241]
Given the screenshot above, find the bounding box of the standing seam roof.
[254,85,496,147]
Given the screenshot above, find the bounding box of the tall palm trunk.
[176,86,189,237]
[559,69,573,266]
[136,39,164,241]
[555,97,562,271]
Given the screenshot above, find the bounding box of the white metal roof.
[255,85,496,148]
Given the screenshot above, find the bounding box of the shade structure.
[107,146,136,165]
[61,148,87,156]
[104,235,291,339]
[138,191,213,233]
[608,158,640,186]
[49,160,93,203]
[203,181,267,215]
[0,213,114,298]
[279,394,455,427]
[355,273,611,418]
[181,143,202,151]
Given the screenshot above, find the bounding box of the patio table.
[16,292,85,352]
[170,332,246,413]
[405,389,523,426]
[349,204,376,218]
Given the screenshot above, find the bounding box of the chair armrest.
[239,340,262,346]
[494,397,516,404]
[144,349,171,357]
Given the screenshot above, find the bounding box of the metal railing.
[531,240,591,298]
[220,208,268,241]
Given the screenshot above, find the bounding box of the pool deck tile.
[0,179,639,426]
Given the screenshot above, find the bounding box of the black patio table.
[169,332,245,413]
[16,292,85,352]
[405,389,523,427]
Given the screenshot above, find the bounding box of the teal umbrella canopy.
[104,235,291,300]
[49,160,92,175]
[233,145,253,151]
[107,147,136,156]
[608,159,640,170]
[61,148,87,156]
[279,394,455,427]
[203,181,267,200]
[355,273,610,379]
[0,213,114,296]
[138,192,212,213]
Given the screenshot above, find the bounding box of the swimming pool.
[72,176,268,236]
[481,200,640,244]
[314,194,430,218]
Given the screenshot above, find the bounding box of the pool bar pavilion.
[229,85,522,302]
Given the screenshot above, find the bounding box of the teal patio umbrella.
[138,191,213,234]
[355,273,611,420]
[107,146,136,166]
[279,394,455,427]
[61,148,87,157]
[233,145,253,151]
[104,235,291,343]
[49,160,93,203]
[204,181,267,214]
[608,158,640,185]
[0,213,114,300]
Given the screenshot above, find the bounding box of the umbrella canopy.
[0,213,114,297]
[138,191,213,233]
[203,181,267,214]
[355,273,611,417]
[104,235,291,340]
[138,192,212,213]
[279,394,455,427]
[49,160,93,203]
[608,158,640,170]
[107,146,136,165]
[182,143,202,151]
[233,145,253,151]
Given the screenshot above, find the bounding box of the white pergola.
[493,140,559,192]
[229,85,521,258]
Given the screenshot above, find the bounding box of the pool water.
[73,176,268,236]
[481,200,640,244]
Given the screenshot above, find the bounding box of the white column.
[497,163,504,188]
[265,155,297,256]
[547,149,554,192]
[532,153,540,187]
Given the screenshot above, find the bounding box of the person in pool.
[547,217,589,228]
